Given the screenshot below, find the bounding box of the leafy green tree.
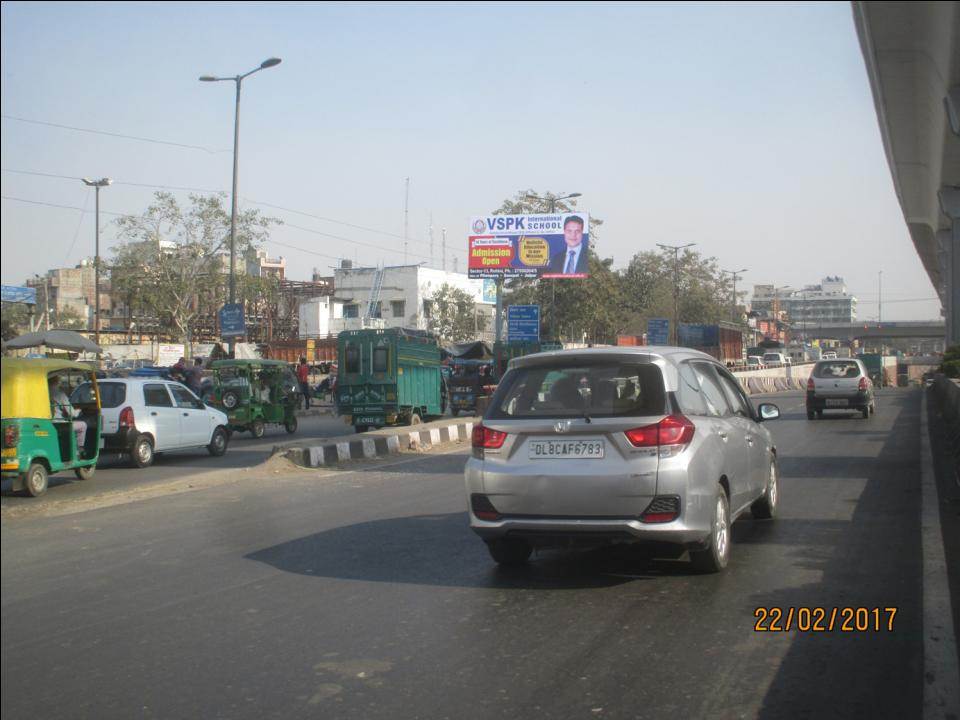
[429,283,486,343]
[111,192,278,346]
[55,306,87,330]
[1,302,30,340]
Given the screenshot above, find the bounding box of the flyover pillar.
[940,187,960,347]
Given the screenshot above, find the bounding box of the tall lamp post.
[81,177,112,347]
[657,243,696,345]
[200,56,281,354]
[525,192,582,341]
[721,268,747,323]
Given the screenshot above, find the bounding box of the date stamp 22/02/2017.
[754,607,898,633]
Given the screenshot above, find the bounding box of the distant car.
[821,351,838,360]
[465,347,781,573]
[762,352,787,367]
[747,355,765,368]
[71,378,230,468]
[805,359,876,420]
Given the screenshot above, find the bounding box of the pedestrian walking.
[297,357,311,410]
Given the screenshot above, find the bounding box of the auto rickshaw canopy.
[1,358,99,420]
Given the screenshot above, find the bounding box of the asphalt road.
[0,389,931,719]
[0,412,353,508]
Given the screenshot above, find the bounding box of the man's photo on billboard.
[546,215,588,275]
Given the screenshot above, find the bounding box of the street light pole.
[525,192,582,341]
[200,56,281,355]
[657,243,696,345]
[721,268,747,323]
[82,177,112,347]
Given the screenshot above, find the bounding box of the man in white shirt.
[48,375,86,451]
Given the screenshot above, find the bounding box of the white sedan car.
[71,378,230,468]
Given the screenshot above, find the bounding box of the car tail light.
[470,493,501,522]
[472,424,508,450]
[807,377,815,391]
[641,495,680,523]
[3,424,19,448]
[858,377,869,391]
[119,406,135,429]
[625,415,695,450]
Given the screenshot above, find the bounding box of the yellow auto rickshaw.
[1,358,102,497]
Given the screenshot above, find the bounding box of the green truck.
[337,328,446,431]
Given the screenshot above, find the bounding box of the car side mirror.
[757,403,780,421]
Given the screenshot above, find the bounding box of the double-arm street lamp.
[81,177,112,347]
[200,56,281,352]
[657,243,696,345]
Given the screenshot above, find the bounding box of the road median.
[274,416,477,468]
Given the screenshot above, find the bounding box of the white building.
[752,276,858,325]
[298,264,493,339]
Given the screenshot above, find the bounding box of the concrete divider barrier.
[277,418,477,468]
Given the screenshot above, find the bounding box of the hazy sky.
[0,1,941,321]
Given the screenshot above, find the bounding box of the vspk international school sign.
[468,213,591,280]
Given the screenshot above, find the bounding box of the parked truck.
[678,323,745,365]
[336,328,446,432]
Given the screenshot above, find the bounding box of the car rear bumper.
[468,514,713,548]
[102,428,139,452]
[806,391,871,410]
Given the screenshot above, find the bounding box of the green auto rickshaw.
[209,359,300,437]
[1,358,102,497]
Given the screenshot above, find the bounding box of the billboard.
[468,213,590,280]
[1,285,37,305]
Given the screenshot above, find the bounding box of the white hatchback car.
[71,378,230,468]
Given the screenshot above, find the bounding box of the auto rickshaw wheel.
[74,464,96,480]
[24,462,48,497]
[250,419,266,438]
[284,417,298,434]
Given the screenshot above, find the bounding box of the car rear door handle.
[183,412,190,417]
[151,412,158,416]
[718,431,728,442]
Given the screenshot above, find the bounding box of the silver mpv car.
[465,347,781,573]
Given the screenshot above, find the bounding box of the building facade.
[26,260,111,329]
[751,276,857,326]
[298,264,493,340]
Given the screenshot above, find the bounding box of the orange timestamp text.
[754,607,898,632]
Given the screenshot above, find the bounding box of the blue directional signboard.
[507,305,540,342]
[647,318,670,345]
[1,285,37,305]
[219,303,245,338]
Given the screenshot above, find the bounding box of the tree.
[112,192,278,346]
[428,283,486,343]
[620,247,736,335]
[55,306,87,330]
[1,302,30,340]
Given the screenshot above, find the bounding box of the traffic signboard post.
[219,303,245,339]
[648,318,670,346]
[507,305,540,342]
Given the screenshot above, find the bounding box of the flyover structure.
[853,1,960,345]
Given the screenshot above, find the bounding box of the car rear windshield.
[762,353,781,361]
[71,381,126,408]
[487,361,666,419]
[814,361,861,378]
